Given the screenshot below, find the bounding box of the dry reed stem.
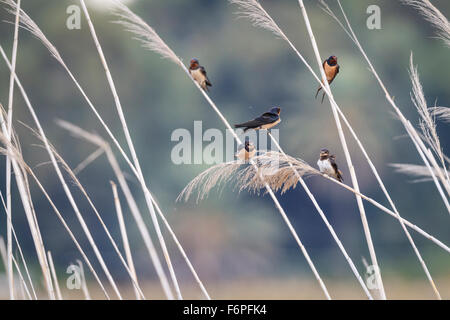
[24,123,147,299]
[110,181,141,300]
[47,251,63,300]
[0,191,37,299]
[57,119,212,300]
[80,0,181,299]
[5,0,21,300]
[0,128,110,299]
[0,103,55,299]
[296,0,385,299]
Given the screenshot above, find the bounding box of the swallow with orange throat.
[234,107,281,132]
[315,55,340,103]
[189,58,212,91]
[317,148,344,183]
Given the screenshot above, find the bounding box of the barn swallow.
[236,139,256,161]
[234,107,281,132]
[189,58,212,91]
[315,55,340,103]
[317,148,343,183]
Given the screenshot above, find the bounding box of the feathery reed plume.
[0,125,110,299]
[22,121,146,299]
[430,106,450,122]
[229,0,283,38]
[390,163,447,183]
[57,119,211,300]
[111,0,181,66]
[401,0,450,47]
[112,1,331,299]
[179,149,450,252]
[409,54,449,183]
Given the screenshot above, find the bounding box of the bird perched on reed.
[315,55,340,103]
[317,148,343,182]
[189,58,212,91]
[236,139,256,161]
[234,107,281,132]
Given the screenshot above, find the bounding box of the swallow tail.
[234,124,250,132]
[315,86,322,99]
[336,170,344,183]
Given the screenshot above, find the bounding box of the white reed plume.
[409,53,449,183]
[112,1,331,299]
[401,0,450,47]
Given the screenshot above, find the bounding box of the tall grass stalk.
[79,0,182,299]
[57,119,212,300]
[110,181,141,300]
[11,255,31,300]
[25,123,146,299]
[0,191,37,299]
[47,251,63,300]
[5,0,20,300]
[112,1,331,299]
[0,104,54,299]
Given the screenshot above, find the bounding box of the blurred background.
[0,0,449,299]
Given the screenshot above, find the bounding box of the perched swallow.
[189,58,212,91]
[317,148,343,182]
[315,55,340,103]
[236,139,256,161]
[234,107,281,132]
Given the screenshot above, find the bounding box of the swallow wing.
[200,66,212,86]
[330,155,343,182]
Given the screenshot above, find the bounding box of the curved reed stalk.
[0,126,110,299]
[47,251,63,300]
[5,0,20,300]
[229,0,384,299]
[0,47,122,299]
[111,1,331,299]
[79,0,181,299]
[178,150,450,254]
[24,123,146,299]
[401,0,450,47]
[110,181,141,300]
